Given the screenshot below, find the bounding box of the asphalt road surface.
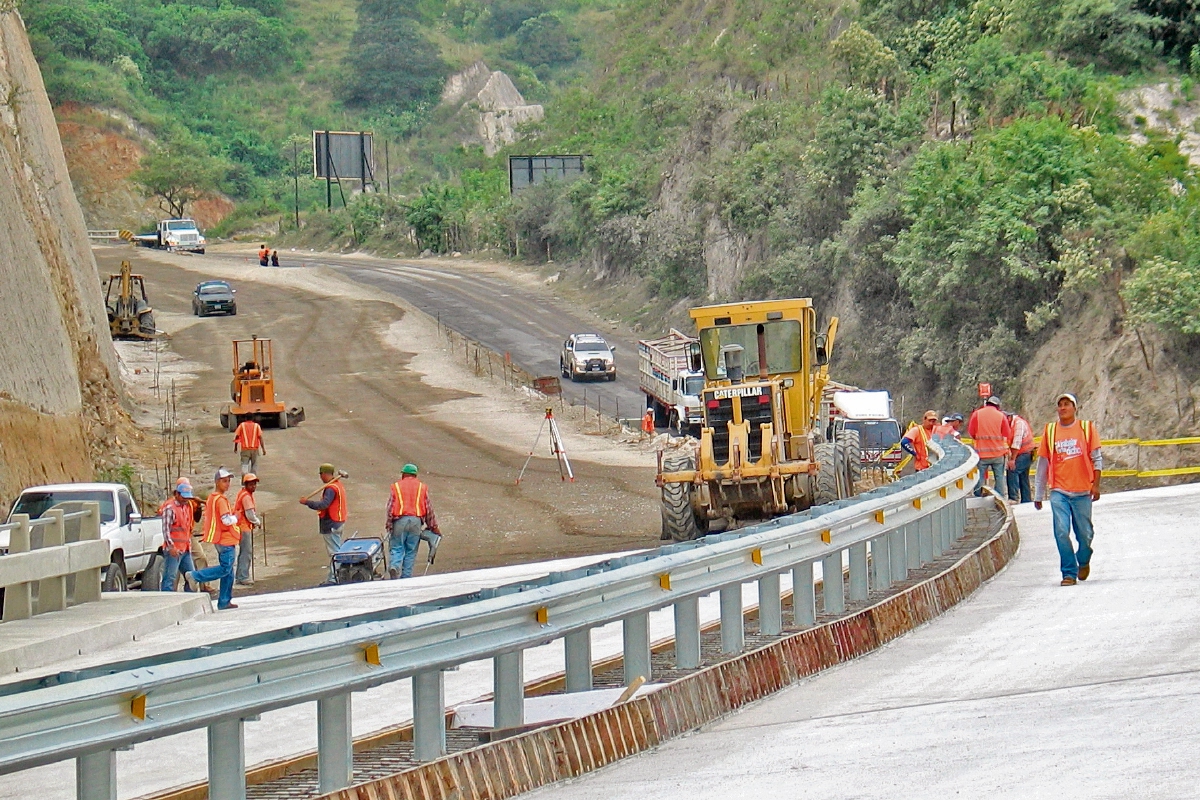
[98,249,660,593]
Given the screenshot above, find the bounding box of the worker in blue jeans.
[186,468,240,609]
[384,464,442,578]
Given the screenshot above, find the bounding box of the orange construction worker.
[301,463,347,585]
[258,245,269,266]
[186,468,240,609]
[1006,411,1036,503]
[641,408,655,434]
[967,395,1013,496]
[160,481,196,592]
[901,410,939,470]
[385,463,442,578]
[233,419,266,474]
[234,473,261,586]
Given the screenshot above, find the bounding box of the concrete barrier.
[315,497,1017,800]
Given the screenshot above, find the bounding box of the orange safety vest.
[390,478,429,518]
[642,409,655,433]
[1043,420,1096,490]
[1011,415,1036,455]
[234,421,262,450]
[201,491,239,546]
[234,487,256,533]
[320,479,348,523]
[903,424,932,470]
[970,406,1011,459]
[164,497,194,553]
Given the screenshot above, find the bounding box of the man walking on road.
[160,482,196,592]
[186,468,240,609]
[968,395,1012,496]
[901,411,940,470]
[234,473,261,586]
[1007,411,1036,503]
[385,464,442,578]
[233,419,266,475]
[1034,393,1102,586]
[301,463,347,585]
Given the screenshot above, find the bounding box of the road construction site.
[94,247,662,592]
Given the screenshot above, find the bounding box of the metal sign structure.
[313,131,375,209]
[508,155,585,193]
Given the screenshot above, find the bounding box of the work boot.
[389,568,399,579]
[236,579,254,586]
[1078,563,1090,581]
[183,571,198,592]
[1060,577,1077,586]
[218,603,238,610]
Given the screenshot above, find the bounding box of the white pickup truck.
[3,483,166,591]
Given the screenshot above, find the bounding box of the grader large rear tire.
[660,453,707,542]
[836,429,862,488]
[813,442,840,506]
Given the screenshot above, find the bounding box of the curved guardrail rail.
[0,443,978,800]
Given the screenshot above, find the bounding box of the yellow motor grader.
[657,298,858,541]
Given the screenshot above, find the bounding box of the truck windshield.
[575,340,608,353]
[167,221,196,230]
[683,376,705,396]
[10,491,116,523]
[699,320,802,379]
[844,420,902,449]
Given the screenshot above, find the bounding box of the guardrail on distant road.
[86,230,122,243]
[0,445,978,800]
[0,503,107,622]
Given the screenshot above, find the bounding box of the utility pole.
[385,140,391,195]
[292,139,300,229]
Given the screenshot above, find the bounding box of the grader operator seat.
[221,336,305,431]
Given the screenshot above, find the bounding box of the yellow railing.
[959,435,1200,480]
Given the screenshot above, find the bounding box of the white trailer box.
[638,329,705,433]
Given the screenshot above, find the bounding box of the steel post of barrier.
[564,630,592,692]
[848,542,868,603]
[719,584,744,654]
[758,573,782,636]
[412,671,445,762]
[919,515,935,564]
[3,515,32,621]
[673,597,701,669]
[623,613,651,684]
[316,693,352,793]
[890,526,908,582]
[207,718,246,800]
[905,522,921,571]
[870,535,891,591]
[493,650,524,729]
[821,552,844,615]
[793,562,815,626]
[40,509,67,613]
[76,504,103,604]
[76,750,115,800]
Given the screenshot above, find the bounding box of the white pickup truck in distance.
[3,483,166,592]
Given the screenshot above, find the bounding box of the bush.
[341,11,447,112]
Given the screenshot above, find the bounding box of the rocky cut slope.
[0,6,123,507]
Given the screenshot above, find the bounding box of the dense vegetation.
[17,0,1200,406]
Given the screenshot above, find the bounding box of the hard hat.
[402,463,419,476]
[175,476,192,487]
[923,410,938,421]
[242,472,258,484]
[951,413,964,422]
[985,395,1002,407]
[214,467,233,481]
[1056,392,1078,407]
[176,484,194,498]
[319,463,335,475]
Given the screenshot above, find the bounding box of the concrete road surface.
[531,484,1200,799]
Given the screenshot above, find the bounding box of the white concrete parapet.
[1,503,108,621]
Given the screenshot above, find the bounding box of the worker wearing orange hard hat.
[234,473,261,586]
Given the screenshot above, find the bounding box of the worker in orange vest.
[967,395,1013,496]
[160,481,196,592]
[385,463,441,578]
[234,473,261,586]
[301,463,347,585]
[642,407,655,434]
[258,245,269,266]
[1033,393,1102,585]
[1006,412,1036,503]
[901,410,940,470]
[233,419,266,475]
[186,468,240,609]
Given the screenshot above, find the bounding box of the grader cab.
[657,299,858,541]
[219,336,305,431]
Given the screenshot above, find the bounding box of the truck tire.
[138,310,156,336]
[560,360,569,378]
[660,453,707,542]
[226,414,238,433]
[836,429,863,489]
[140,553,164,591]
[813,442,840,506]
[278,410,289,429]
[102,557,128,592]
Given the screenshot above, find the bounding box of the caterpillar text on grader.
[657,298,860,541]
[219,336,305,431]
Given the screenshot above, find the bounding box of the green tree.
[342,12,447,111]
[133,138,225,218]
[505,13,580,71]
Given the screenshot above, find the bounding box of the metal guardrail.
[0,444,978,800]
[1,504,108,621]
[86,230,121,243]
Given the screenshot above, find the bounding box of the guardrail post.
[207,718,246,800]
[74,503,103,605]
[918,515,935,565]
[674,597,701,669]
[890,526,908,582]
[956,497,967,541]
[719,584,744,654]
[40,509,67,614]
[3,514,32,621]
[623,612,651,685]
[564,630,593,692]
[821,552,844,615]
[905,522,921,571]
[412,670,446,761]
[929,506,945,558]
[316,693,352,793]
[76,749,116,800]
[870,535,891,592]
[848,542,868,603]
[944,502,957,550]
[493,650,524,729]
[792,562,815,627]
[758,573,782,636]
